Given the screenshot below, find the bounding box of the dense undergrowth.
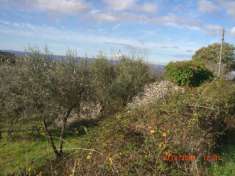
[0,78,235,176]
[30,80,235,176]
[209,130,235,176]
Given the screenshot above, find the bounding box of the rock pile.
[128,81,184,109]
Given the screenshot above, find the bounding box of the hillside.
[40,80,235,176]
[2,1,235,175]
[1,80,235,175]
[0,44,235,176]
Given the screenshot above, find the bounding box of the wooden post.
[218,28,225,77]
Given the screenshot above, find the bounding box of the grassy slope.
[209,133,235,176]
[0,115,135,175]
[0,138,51,175]
[0,114,235,175]
[0,134,84,175]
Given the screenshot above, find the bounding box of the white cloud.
[219,0,235,17]
[0,20,197,53]
[0,20,141,48]
[231,27,235,36]
[89,10,224,36]
[93,12,119,22]
[198,0,218,13]
[1,1,228,40]
[102,0,157,13]
[226,4,235,17]
[112,23,121,31]
[89,11,204,32]
[150,14,202,31]
[139,3,158,13]
[36,0,88,14]
[204,24,223,35]
[103,0,136,11]
[3,0,89,14]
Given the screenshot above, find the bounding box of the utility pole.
[218,28,225,77]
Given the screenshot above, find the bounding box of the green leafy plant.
[165,61,213,86]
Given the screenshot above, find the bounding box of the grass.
[0,137,51,175]
[0,131,88,175]
[209,145,235,176]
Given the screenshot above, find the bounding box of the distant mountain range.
[1,49,165,72]
[2,50,70,60]
[2,50,28,57]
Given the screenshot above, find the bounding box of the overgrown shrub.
[120,80,235,175]
[197,80,235,130]
[74,80,233,176]
[165,61,213,86]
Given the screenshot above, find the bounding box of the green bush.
[165,61,213,86]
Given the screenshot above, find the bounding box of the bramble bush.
[55,80,235,176]
[165,61,213,87]
[120,80,235,175]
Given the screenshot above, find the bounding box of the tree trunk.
[59,107,73,154]
[43,119,61,158]
[7,120,14,141]
[7,127,13,141]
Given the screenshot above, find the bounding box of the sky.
[0,0,235,64]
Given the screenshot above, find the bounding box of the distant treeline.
[0,51,16,64]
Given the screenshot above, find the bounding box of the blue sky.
[0,0,235,64]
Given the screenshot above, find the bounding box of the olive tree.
[49,52,92,155]
[90,55,116,114]
[0,49,91,157]
[91,56,153,113]
[112,57,153,106]
[0,58,28,139]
